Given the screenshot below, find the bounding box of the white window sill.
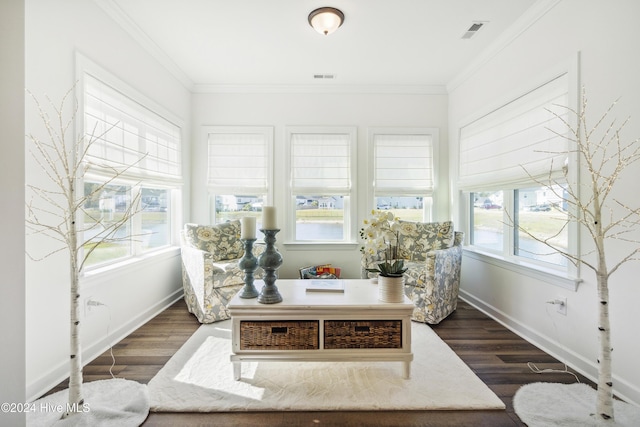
[463,247,582,291]
[283,241,360,251]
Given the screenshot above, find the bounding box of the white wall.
[449,0,640,405]
[1,1,26,425]
[191,90,449,279]
[25,0,191,400]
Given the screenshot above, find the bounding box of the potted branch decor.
[361,210,407,303]
[513,88,640,425]
[25,86,149,425]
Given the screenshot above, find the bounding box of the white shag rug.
[27,378,149,426]
[148,320,505,412]
[514,382,640,426]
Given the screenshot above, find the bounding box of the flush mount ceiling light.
[308,7,344,35]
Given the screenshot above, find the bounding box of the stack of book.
[299,264,342,279]
[304,279,345,293]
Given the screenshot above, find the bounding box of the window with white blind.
[84,74,181,181]
[81,71,183,269]
[370,128,437,221]
[459,74,569,192]
[206,127,273,231]
[459,73,575,271]
[287,127,357,242]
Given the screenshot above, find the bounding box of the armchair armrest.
[424,231,463,279]
[180,245,212,307]
[424,244,462,279]
[410,232,463,324]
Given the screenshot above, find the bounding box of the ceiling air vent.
[313,74,337,80]
[462,22,486,39]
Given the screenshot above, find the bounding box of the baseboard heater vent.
[462,21,486,39]
[313,74,337,80]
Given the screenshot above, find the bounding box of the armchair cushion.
[183,221,243,261]
[397,220,454,261]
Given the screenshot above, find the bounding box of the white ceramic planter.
[378,275,405,303]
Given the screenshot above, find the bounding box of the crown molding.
[192,84,448,95]
[446,0,563,93]
[93,0,194,91]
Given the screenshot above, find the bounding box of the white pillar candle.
[262,206,277,230]
[241,216,256,239]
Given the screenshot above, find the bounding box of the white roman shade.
[84,74,182,180]
[207,129,270,194]
[290,132,352,194]
[459,74,569,192]
[374,133,433,195]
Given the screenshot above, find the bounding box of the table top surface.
[228,279,413,310]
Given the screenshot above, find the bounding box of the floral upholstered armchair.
[181,221,264,323]
[361,218,464,324]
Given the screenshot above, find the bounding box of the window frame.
[457,63,582,290]
[463,187,581,290]
[77,55,184,272]
[203,126,274,227]
[368,127,438,222]
[285,126,358,245]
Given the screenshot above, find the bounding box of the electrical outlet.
[556,296,567,315]
[83,296,97,317]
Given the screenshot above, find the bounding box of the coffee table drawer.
[240,320,319,350]
[324,320,402,349]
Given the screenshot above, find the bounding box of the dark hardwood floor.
[44,298,592,426]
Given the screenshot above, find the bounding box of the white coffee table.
[228,279,414,380]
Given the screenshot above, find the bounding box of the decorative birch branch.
[508,87,640,422]
[25,85,144,419]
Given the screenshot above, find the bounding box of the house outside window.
[82,72,182,268]
[287,127,357,242]
[460,73,575,271]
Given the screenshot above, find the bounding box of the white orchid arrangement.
[360,210,407,277]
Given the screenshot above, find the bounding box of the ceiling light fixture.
[308,7,344,36]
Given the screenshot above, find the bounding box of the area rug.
[147,320,505,412]
[27,378,149,426]
[513,382,640,426]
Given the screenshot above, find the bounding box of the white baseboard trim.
[459,288,640,407]
[27,288,184,402]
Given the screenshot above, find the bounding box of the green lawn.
[473,207,568,248]
[82,209,169,266]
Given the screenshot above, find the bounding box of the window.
[82,72,182,268]
[470,187,569,267]
[141,187,171,251]
[287,127,356,242]
[515,185,568,266]
[470,191,504,252]
[84,75,181,180]
[83,182,132,266]
[206,127,273,235]
[460,73,574,271]
[370,128,436,221]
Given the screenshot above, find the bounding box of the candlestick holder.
[238,238,259,298]
[257,229,283,304]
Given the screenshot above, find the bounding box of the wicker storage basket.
[324,320,402,349]
[240,320,319,350]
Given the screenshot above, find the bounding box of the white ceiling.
[106,0,538,90]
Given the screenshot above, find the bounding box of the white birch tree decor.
[515,88,640,422]
[25,85,143,420]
